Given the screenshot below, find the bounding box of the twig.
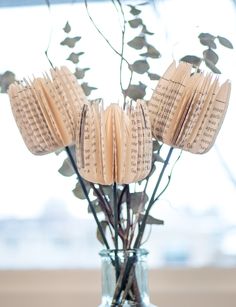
[113,182,120,280]
[152,149,182,205]
[65,146,110,249]
[84,0,130,68]
[44,0,54,70]
[133,147,174,249]
[84,0,133,108]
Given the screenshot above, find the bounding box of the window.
[0,0,236,268]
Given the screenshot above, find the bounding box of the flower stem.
[133,146,174,249]
[65,146,110,250]
[113,182,120,280]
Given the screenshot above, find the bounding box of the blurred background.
[0,0,236,271]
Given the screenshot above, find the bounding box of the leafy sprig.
[181,32,233,73]
[60,21,97,96]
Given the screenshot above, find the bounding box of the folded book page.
[8,66,87,155]
[149,61,231,154]
[76,100,152,185]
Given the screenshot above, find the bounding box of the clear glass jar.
[98,249,157,307]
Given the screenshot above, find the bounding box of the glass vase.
[98,249,157,307]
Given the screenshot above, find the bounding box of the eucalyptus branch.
[65,146,110,249]
[133,146,174,249]
[126,176,150,248]
[117,184,129,209]
[92,183,125,243]
[91,183,111,213]
[111,148,174,304]
[84,0,129,65]
[152,149,182,205]
[44,0,54,70]
[99,185,110,206]
[84,0,133,101]
[112,0,127,104]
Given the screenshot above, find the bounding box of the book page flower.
[8,66,87,155]
[76,100,152,185]
[149,61,231,153]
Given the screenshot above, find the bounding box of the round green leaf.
[125,82,147,100]
[60,36,81,48]
[127,36,146,50]
[88,199,102,213]
[63,22,71,33]
[153,140,161,152]
[0,71,16,93]
[128,5,141,16]
[131,59,150,74]
[128,18,143,28]
[74,67,90,79]
[139,214,164,225]
[67,52,84,64]
[217,36,233,49]
[81,82,97,96]
[141,25,154,35]
[58,158,75,177]
[141,45,161,58]
[180,55,202,67]
[198,33,216,49]
[203,49,219,65]
[148,72,160,80]
[129,192,149,214]
[205,59,221,74]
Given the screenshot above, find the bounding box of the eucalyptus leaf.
[73,182,86,200]
[128,18,143,28]
[88,199,102,213]
[96,221,108,245]
[148,72,160,80]
[198,33,216,49]
[141,25,154,35]
[205,59,221,74]
[81,82,97,96]
[129,192,149,214]
[153,140,161,152]
[60,36,81,48]
[153,153,164,163]
[58,157,75,177]
[217,36,233,49]
[63,22,71,33]
[72,182,90,199]
[74,67,90,79]
[0,71,16,93]
[138,2,149,5]
[125,82,147,100]
[141,44,160,58]
[128,5,141,16]
[131,59,150,74]
[180,55,202,67]
[128,36,146,50]
[67,52,84,64]
[139,214,164,225]
[98,185,113,200]
[203,49,219,65]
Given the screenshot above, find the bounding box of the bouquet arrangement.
[6,1,233,306]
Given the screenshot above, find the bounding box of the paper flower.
[8,66,87,155]
[148,61,231,153]
[76,100,152,185]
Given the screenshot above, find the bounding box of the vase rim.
[99,248,149,257]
